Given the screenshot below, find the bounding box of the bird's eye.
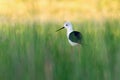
[66,24,68,26]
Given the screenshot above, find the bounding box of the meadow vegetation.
[0,19,120,80]
[0,0,120,80]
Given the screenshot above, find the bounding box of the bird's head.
[56,22,73,32]
[64,22,72,29]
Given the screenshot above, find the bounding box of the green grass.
[0,19,120,80]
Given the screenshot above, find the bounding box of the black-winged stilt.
[56,22,82,46]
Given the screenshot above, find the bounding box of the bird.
[56,22,82,46]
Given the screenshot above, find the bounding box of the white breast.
[68,39,79,46]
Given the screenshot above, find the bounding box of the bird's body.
[69,31,82,46]
[56,22,82,46]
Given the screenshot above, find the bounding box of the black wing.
[69,31,82,44]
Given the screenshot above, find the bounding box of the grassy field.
[0,19,120,80]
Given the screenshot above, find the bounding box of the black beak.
[56,27,64,32]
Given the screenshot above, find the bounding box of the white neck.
[66,27,73,37]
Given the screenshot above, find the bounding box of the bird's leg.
[71,46,74,54]
[70,46,76,65]
[77,46,81,57]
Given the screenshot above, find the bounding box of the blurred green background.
[0,0,120,80]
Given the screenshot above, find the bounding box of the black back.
[69,31,82,44]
